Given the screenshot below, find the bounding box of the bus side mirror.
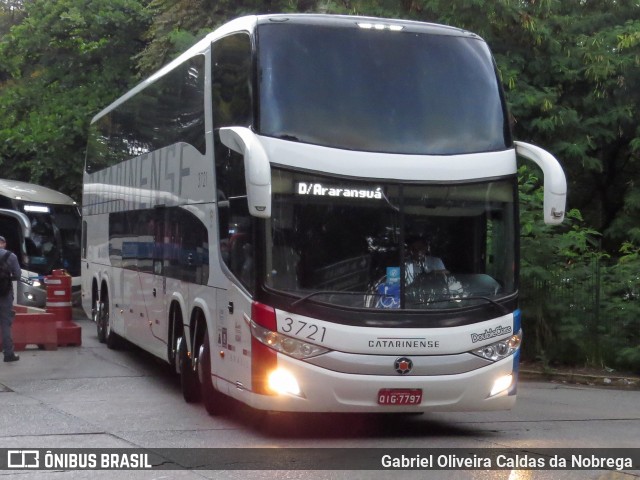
[0,208,32,240]
[219,127,272,219]
[515,141,567,225]
[0,208,31,265]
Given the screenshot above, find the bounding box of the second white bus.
[0,179,82,307]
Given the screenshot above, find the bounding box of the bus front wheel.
[100,290,123,350]
[198,332,225,416]
[179,336,201,403]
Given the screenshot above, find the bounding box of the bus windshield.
[265,168,516,310]
[21,204,81,278]
[257,22,510,155]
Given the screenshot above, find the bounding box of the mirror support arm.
[515,141,567,225]
[219,127,272,218]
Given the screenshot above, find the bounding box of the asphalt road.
[0,312,638,480]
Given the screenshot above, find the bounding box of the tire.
[167,306,180,374]
[199,332,226,416]
[100,290,123,350]
[179,336,201,403]
[95,296,106,343]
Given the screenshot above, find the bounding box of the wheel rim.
[175,336,184,375]
[102,301,110,336]
[94,300,103,338]
[197,343,206,384]
[92,300,100,323]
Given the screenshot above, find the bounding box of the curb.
[520,369,640,390]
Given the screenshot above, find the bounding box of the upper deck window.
[257,23,511,155]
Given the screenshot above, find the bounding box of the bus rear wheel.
[99,290,123,350]
[95,297,106,343]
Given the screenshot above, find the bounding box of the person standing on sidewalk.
[0,235,21,362]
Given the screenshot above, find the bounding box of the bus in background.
[0,179,82,307]
[82,14,566,415]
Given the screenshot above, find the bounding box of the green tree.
[475,1,640,252]
[600,242,640,372]
[136,0,307,75]
[518,166,605,366]
[0,0,26,35]
[519,165,640,372]
[0,0,150,198]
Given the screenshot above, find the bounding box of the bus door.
[146,206,170,358]
[214,199,256,392]
[130,206,169,358]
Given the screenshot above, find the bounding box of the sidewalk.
[519,362,640,390]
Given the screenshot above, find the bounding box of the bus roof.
[254,14,478,38]
[90,14,481,125]
[0,179,77,205]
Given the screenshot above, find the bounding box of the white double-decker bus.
[82,14,566,414]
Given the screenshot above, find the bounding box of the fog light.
[267,368,301,396]
[490,374,513,397]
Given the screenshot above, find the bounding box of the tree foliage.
[0,0,150,197]
[518,165,640,372]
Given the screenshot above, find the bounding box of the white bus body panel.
[259,136,518,181]
[274,310,515,355]
[245,355,516,413]
[214,283,254,394]
[213,302,519,412]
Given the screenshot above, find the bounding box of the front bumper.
[222,354,518,413]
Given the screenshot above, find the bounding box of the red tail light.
[252,300,277,330]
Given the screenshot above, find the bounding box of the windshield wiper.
[276,134,300,142]
[417,295,509,314]
[291,290,509,314]
[291,290,367,308]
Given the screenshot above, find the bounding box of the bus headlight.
[21,276,42,288]
[250,320,330,360]
[471,329,522,362]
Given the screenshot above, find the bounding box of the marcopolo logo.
[470,325,512,343]
[394,357,413,375]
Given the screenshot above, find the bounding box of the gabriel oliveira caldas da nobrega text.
[380,453,634,470]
